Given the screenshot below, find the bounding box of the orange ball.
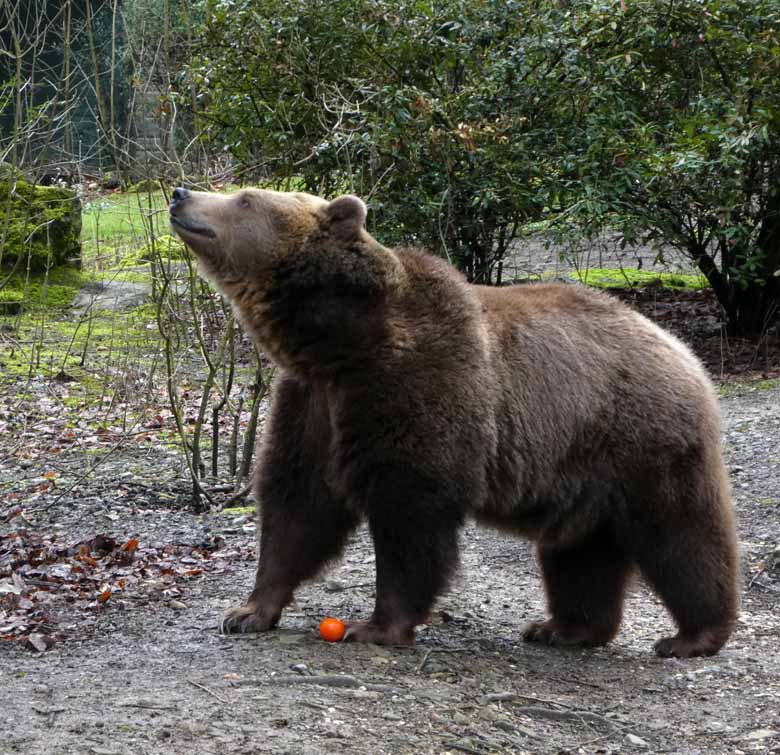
[319,617,346,642]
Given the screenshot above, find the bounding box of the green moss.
[221,505,255,516]
[0,181,82,271]
[113,269,153,284]
[0,288,23,314]
[572,267,709,290]
[717,377,780,398]
[129,233,188,263]
[0,265,84,313]
[128,179,162,193]
[0,280,163,388]
[521,219,554,234]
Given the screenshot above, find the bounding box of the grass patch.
[82,190,170,267]
[572,267,709,290]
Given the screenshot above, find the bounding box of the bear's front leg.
[345,483,463,645]
[222,376,361,634]
[221,492,359,634]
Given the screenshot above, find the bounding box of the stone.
[0,180,81,271]
[743,729,778,741]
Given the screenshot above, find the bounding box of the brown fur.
[170,187,740,657]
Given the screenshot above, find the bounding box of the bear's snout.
[168,188,217,240]
[170,186,190,209]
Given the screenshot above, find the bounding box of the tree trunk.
[724,277,780,338]
[694,231,780,338]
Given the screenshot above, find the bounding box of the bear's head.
[168,187,404,372]
[168,187,371,282]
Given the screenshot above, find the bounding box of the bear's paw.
[220,603,281,635]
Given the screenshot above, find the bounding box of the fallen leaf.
[121,538,139,553]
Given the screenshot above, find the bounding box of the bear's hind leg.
[634,506,739,658]
[523,528,631,648]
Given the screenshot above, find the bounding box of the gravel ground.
[1,238,779,755]
[0,382,778,755]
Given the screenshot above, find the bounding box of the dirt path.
[1,384,779,755]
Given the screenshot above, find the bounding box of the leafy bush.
[548,0,780,335]
[185,0,780,335]
[186,0,563,282]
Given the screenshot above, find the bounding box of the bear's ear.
[326,195,367,241]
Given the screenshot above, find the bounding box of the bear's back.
[463,280,722,524]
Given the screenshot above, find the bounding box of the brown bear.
[169,186,739,657]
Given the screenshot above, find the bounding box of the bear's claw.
[653,631,723,658]
[343,620,415,646]
[220,603,280,635]
[521,618,612,648]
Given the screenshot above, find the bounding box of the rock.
[352,689,381,700]
[626,733,649,747]
[72,280,150,315]
[743,729,778,741]
[129,178,161,193]
[0,179,81,271]
[101,175,121,190]
[275,632,308,645]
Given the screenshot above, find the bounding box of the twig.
[747,566,766,591]
[514,706,618,730]
[546,674,606,690]
[269,674,400,694]
[559,732,614,754]
[417,646,470,673]
[443,742,487,755]
[416,649,433,673]
[298,700,330,711]
[224,483,253,508]
[119,701,178,711]
[26,428,139,513]
[512,693,578,710]
[271,674,360,688]
[188,678,229,704]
